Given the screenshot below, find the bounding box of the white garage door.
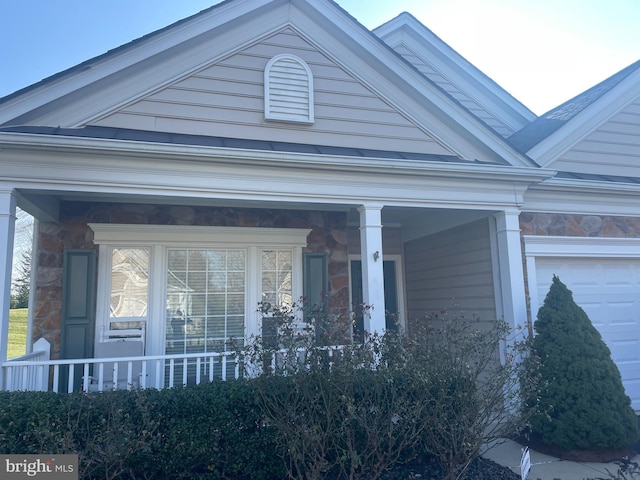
[533,258,640,411]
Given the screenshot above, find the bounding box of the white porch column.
[0,188,17,377]
[358,204,386,335]
[493,210,528,338]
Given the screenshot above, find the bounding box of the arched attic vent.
[264,54,314,124]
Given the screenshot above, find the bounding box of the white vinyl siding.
[265,54,314,124]
[91,28,454,155]
[404,219,497,324]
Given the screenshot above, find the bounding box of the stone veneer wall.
[34,202,349,358]
[520,213,640,238]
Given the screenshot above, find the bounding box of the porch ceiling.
[16,188,355,223]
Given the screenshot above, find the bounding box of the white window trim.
[90,224,311,247]
[91,224,310,355]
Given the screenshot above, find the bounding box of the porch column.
[358,204,386,334]
[0,188,17,376]
[494,210,527,339]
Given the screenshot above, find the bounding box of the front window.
[91,224,310,385]
[166,249,246,355]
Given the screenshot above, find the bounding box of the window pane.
[261,249,293,307]
[110,248,149,318]
[208,250,227,270]
[208,294,226,316]
[188,251,207,271]
[279,292,293,306]
[262,250,276,270]
[209,272,227,293]
[278,271,292,292]
[168,251,187,271]
[262,272,276,293]
[278,251,292,270]
[166,249,245,357]
[188,271,205,290]
[227,294,245,315]
[228,251,245,270]
[228,272,245,291]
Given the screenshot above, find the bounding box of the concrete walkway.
[482,439,640,480]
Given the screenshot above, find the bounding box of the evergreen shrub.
[0,382,283,480]
[529,275,638,450]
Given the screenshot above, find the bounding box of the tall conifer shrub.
[530,275,638,450]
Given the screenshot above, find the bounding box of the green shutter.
[303,253,328,327]
[60,249,97,390]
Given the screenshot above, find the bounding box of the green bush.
[0,382,284,480]
[0,302,538,480]
[528,275,638,450]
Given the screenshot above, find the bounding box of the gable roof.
[0,0,537,169]
[373,12,536,138]
[509,59,640,166]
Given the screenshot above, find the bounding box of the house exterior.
[0,0,638,408]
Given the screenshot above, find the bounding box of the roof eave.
[0,130,553,184]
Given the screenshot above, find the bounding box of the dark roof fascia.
[0,125,493,165]
[508,59,640,153]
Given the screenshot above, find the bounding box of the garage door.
[533,258,640,411]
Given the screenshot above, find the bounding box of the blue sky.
[1,0,639,115]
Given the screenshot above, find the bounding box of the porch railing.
[2,344,348,393]
[3,349,241,393]
[4,338,51,392]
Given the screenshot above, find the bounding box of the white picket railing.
[4,338,51,391]
[2,342,349,393]
[3,349,241,393]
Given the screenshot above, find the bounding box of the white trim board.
[89,224,311,247]
[524,236,640,258]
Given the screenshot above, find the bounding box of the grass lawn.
[8,308,27,358]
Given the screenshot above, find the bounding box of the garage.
[529,255,640,411]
